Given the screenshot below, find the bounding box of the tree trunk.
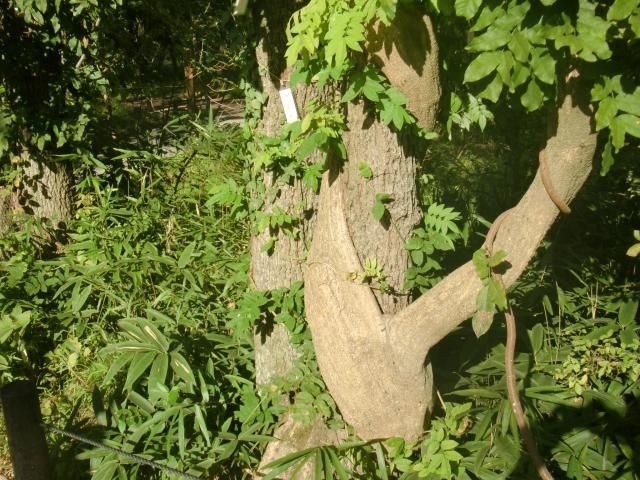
[19,150,73,227]
[305,77,597,441]
[250,0,316,390]
[184,62,196,112]
[303,5,441,440]
[252,0,597,455]
[252,2,443,464]
[0,186,16,239]
[250,2,337,476]
[1,150,72,257]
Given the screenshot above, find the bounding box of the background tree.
[0,0,122,238]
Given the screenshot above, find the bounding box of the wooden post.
[0,381,50,479]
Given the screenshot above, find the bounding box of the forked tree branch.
[390,83,598,366]
[303,79,597,440]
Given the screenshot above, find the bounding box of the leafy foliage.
[471,247,508,337]
[1,1,639,479]
[554,301,639,396]
[0,0,120,157]
[445,0,640,172]
[0,117,263,478]
[350,258,391,294]
[405,204,465,292]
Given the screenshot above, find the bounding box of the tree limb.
[390,85,597,366]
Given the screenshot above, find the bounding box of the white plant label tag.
[279,88,299,124]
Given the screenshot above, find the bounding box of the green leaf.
[137,319,170,352]
[358,161,373,179]
[372,201,386,221]
[617,91,640,116]
[410,249,424,265]
[528,323,544,354]
[468,28,511,51]
[473,310,495,338]
[508,32,530,63]
[595,97,619,131]
[487,277,507,310]
[601,137,615,175]
[621,327,638,345]
[607,0,640,21]
[262,447,316,480]
[487,250,507,267]
[377,0,397,24]
[148,353,168,395]
[464,52,502,83]
[617,113,640,138]
[521,79,544,111]
[567,455,582,479]
[325,448,349,480]
[102,352,133,386]
[92,460,118,480]
[472,249,490,279]
[127,391,155,414]
[455,0,482,19]
[611,116,626,149]
[298,131,327,159]
[531,53,556,85]
[374,443,389,480]
[371,192,393,222]
[584,390,627,417]
[177,241,196,269]
[170,352,196,386]
[476,283,491,312]
[194,404,211,446]
[577,2,613,61]
[72,284,92,313]
[405,236,423,251]
[377,193,392,204]
[510,62,530,90]
[124,351,156,391]
[260,236,276,254]
[631,12,640,35]
[627,243,640,257]
[178,410,186,458]
[35,0,47,14]
[618,300,638,326]
[479,74,503,103]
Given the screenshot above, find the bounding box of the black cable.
[41,423,201,480]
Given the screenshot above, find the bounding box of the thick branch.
[305,167,433,438]
[390,89,597,365]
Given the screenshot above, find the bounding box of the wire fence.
[0,381,205,480]
[41,423,202,480]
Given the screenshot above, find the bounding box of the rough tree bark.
[250,2,341,474]
[0,186,15,238]
[0,149,73,250]
[0,5,73,239]
[19,150,74,226]
[250,0,315,391]
[251,3,442,474]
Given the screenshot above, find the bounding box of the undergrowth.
[0,109,638,479]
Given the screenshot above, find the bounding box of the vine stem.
[503,302,554,480]
[482,147,574,480]
[485,224,554,480]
